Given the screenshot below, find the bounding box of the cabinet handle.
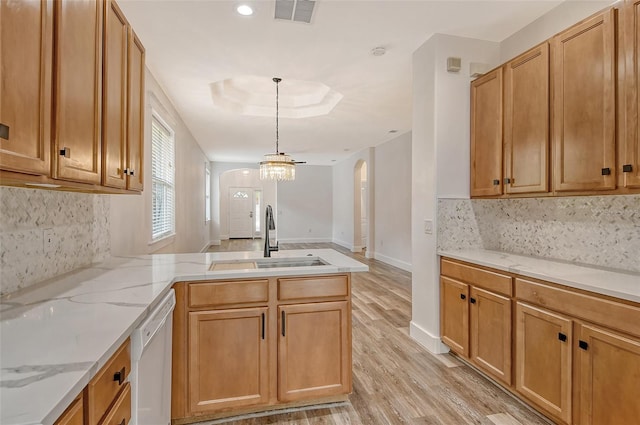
[460,294,466,300]
[578,340,589,350]
[623,164,633,173]
[492,179,500,186]
[558,332,567,342]
[130,169,135,176]
[0,123,9,140]
[261,313,265,340]
[469,297,476,304]
[601,168,611,176]
[123,168,129,176]
[113,366,125,385]
[59,147,70,158]
[281,311,286,337]
[504,177,511,184]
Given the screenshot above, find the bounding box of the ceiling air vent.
[275,0,316,24]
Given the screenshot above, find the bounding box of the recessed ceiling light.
[236,4,253,16]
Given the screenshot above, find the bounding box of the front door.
[229,187,254,238]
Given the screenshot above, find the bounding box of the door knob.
[249,211,253,218]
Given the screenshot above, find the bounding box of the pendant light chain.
[274,77,281,154]
[260,77,295,181]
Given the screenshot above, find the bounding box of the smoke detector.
[371,47,386,57]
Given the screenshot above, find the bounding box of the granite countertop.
[438,249,640,303]
[0,249,368,425]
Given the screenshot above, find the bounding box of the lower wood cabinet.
[54,395,83,425]
[172,274,352,423]
[188,307,269,413]
[470,286,511,385]
[278,301,350,402]
[441,257,640,425]
[577,323,640,425]
[515,302,572,424]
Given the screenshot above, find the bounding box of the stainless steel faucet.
[264,205,279,257]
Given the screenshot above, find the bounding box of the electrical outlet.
[43,228,55,254]
[424,219,433,235]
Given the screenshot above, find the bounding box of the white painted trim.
[278,238,333,243]
[200,242,212,253]
[374,252,412,272]
[365,250,374,259]
[332,238,353,251]
[409,321,450,354]
[352,245,363,253]
[211,239,221,246]
[220,234,229,240]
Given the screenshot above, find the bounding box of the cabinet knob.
[558,332,567,342]
[623,164,633,173]
[113,366,125,385]
[130,169,135,176]
[470,297,477,304]
[601,168,611,176]
[59,147,70,158]
[492,179,500,186]
[0,123,9,140]
[460,294,466,300]
[504,177,511,184]
[578,340,589,350]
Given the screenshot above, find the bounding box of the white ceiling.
[119,0,563,165]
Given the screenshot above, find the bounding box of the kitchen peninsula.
[0,249,367,425]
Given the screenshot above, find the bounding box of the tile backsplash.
[0,187,110,296]
[438,195,640,273]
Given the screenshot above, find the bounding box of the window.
[205,166,211,222]
[151,114,175,241]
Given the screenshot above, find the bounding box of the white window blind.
[151,115,175,241]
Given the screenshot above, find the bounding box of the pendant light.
[259,77,296,181]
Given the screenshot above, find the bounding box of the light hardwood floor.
[203,241,550,425]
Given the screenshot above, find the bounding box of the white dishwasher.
[131,289,176,425]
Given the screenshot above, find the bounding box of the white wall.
[373,132,412,271]
[110,69,210,255]
[332,148,375,254]
[277,165,333,243]
[411,34,500,353]
[500,0,613,62]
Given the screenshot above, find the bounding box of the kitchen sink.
[209,257,328,271]
[255,257,328,268]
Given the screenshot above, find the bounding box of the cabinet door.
[188,308,269,413]
[515,303,572,424]
[0,0,52,175]
[126,29,145,191]
[54,395,83,425]
[504,43,549,194]
[440,277,469,357]
[471,68,503,197]
[278,301,351,402]
[552,9,616,192]
[577,323,640,425]
[470,286,512,385]
[102,0,128,189]
[622,0,640,188]
[53,0,102,184]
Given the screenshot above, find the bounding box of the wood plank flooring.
[202,241,550,425]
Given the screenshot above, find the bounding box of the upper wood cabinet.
[622,0,640,188]
[103,0,128,189]
[470,68,503,197]
[551,9,617,192]
[126,30,145,191]
[0,0,53,176]
[504,43,550,194]
[53,0,103,185]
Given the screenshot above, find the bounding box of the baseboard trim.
[374,252,412,272]
[211,239,221,246]
[278,238,333,243]
[409,321,450,354]
[200,242,212,253]
[332,239,353,251]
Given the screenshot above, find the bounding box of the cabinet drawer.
[516,278,640,338]
[441,259,512,296]
[87,339,131,425]
[100,382,131,425]
[278,275,349,300]
[189,279,268,308]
